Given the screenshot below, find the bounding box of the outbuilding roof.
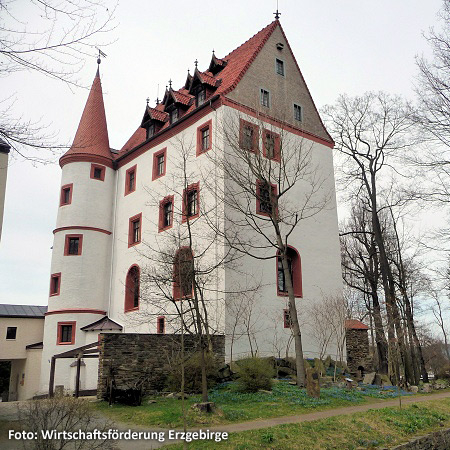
[345,319,369,330]
[0,304,47,318]
[80,316,123,331]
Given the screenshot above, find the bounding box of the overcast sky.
[0,0,444,306]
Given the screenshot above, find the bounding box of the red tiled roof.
[60,69,112,164]
[345,319,369,330]
[147,106,168,122]
[120,127,146,154]
[197,71,218,87]
[172,89,193,106]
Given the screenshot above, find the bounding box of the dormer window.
[196,88,206,107]
[147,123,155,139]
[170,108,178,124]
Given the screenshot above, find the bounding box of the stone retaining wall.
[390,428,450,449]
[97,333,225,398]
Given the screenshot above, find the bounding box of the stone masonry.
[97,333,225,398]
[345,320,372,374]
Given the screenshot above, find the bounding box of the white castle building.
[32,19,343,396]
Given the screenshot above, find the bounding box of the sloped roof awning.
[80,316,123,332]
[0,304,47,318]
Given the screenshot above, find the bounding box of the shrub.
[235,357,276,392]
[166,351,222,393]
[17,396,115,449]
[435,363,450,380]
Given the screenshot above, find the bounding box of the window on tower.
[276,58,285,76]
[125,165,137,195]
[263,129,280,161]
[125,265,140,312]
[128,213,142,247]
[50,273,61,296]
[260,88,270,107]
[256,180,277,216]
[173,247,194,300]
[90,164,106,181]
[159,196,174,232]
[60,184,73,206]
[283,309,291,328]
[294,103,303,122]
[64,234,83,256]
[57,321,75,345]
[239,119,259,153]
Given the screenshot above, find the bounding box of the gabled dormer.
[141,105,168,140]
[163,88,193,124]
[208,53,227,75]
[188,69,219,107]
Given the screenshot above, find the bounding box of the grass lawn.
[167,398,450,449]
[94,381,427,428]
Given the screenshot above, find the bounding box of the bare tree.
[323,92,418,385]
[429,289,450,360]
[206,109,332,387]
[1,0,116,160]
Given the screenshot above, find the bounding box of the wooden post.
[75,354,81,398]
[49,356,56,398]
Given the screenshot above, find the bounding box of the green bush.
[235,357,276,392]
[166,351,221,393]
[435,363,450,380]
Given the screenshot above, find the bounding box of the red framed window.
[239,119,259,153]
[256,180,277,216]
[57,321,76,345]
[125,165,137,195]
[90,164,106,181]
[182,182,200,222]
[196,120,212,155]
[173,247,194,300]
[125,265,140,312]
[159,195,174,232]
[60,183,73,206]
[283,309,291,328]
[128,213,142,247]
[64,234,83,256]
[157,316,165,334]
[263,129,280,162]
[152,148,167,180]
[49,273,61,296]
[277,246,302,298]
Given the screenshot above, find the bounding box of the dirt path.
[210,390,450,433]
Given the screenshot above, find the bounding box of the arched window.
[277,246,302,297]
[125,265,140,312]
[173,247,194,300]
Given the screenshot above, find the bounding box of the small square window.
[64,234,83,256]
[57,322,75,345]
[294,104,302,122]
[90,164,105,181]
[6,327,17,340]
[60,184,73,206]
[128,213,142,247]
[276,58,285,76]
[152,148,167,180]
[50,273,61,296]
[159,196,174,232]
[125,165,137,195]
[260,89,270,107]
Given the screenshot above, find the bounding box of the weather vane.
[96,47,107,65]
[273,0,281,19]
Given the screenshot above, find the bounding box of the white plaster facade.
[37,20,343,395]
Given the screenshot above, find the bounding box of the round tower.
[40,66,116,394]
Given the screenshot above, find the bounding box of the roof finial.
[168,78,172,89]
[212,49,215,56]
[146,97,150,106]
[194,59,198,68]
[156,97,160,105]
[273,0,281,19]
[187,68,190,75]
[96,47,107,65]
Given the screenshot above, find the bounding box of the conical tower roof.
[60,68,112,167]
